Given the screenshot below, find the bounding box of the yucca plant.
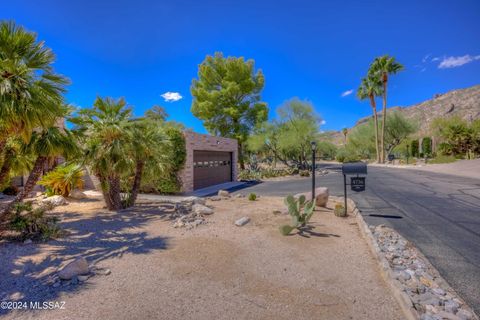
[279,194,315,235]
[38,163,84,197]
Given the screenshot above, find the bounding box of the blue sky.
[2,0,480,133]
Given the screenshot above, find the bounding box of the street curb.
[348,198,420,320]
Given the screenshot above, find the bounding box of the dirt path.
[0,196,403,320]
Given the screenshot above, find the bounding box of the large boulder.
[293,187,329,207]
[69,189,87,200]
[58,257,90,280]
[42,195,67,207]
[192,204,214,215]
[218,190,230,197]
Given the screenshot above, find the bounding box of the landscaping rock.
[183,196,206,205]
[235,193,245,198]
[58,257,89,280]
[314,187,329,207]
[209,196,222,201]
[234,217,250,226]
[218,190,230,197]
[192,204,214,215]
[78,275,89,282]
[69,189,87,199]
[23,239,33,245]
[42,195,67,207]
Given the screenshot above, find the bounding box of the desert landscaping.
[0,192,406,320]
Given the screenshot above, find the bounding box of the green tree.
[431,116,478,157]
[191,52,268,169]
[249,98,321,169]
[0,21,69,157]
[71,97,132,210]
[357,76,383,162]
[368,55,404,163]
[2,127,78,216]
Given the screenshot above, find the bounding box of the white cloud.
[422,54,431,63]
[320,120,326,125]
[438,55,480,69]
[161,91,183,102]
[431,57,440,62]
[341,89,353,97]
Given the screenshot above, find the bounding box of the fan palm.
[357,76,383,162]
[70,97,132,210]
[368,55,404,163]
[2,127,78,215]
[0,21,69,156]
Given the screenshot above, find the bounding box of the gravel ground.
[0,195,403,320]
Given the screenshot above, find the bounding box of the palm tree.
[2,127,78,215]
[0,21,69,157]
[357,76,383,162]
[71,97,132,210]
[341,128,348,145]
[368,55,404,163]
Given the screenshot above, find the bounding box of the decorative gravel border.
[348,198,478,320]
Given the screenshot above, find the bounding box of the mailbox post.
[341,162,368,214]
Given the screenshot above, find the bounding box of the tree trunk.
[380,78,388,163]
[129,160,144,207]
[238,142,245,170]
[1,156,47,217]
[97,174,114,210]
[108,176,122,210]
[0,138,7,160]
[370,95,380,163]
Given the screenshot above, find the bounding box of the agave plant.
[279,194,315,236]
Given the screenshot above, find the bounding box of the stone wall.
[179,131,238,193]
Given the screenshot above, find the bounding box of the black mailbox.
[342,162,367,175]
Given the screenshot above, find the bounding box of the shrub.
[411,140,419,157]
[334,203,346,217]
[38,164,84,197]
[248,193,257,201]
[279,194,315,236]
[157,175,181,194]
[2,185,19,196]
[422,137,432,157]
[299,170,310,177]
[9,202,62,241]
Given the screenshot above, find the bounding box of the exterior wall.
[179,131,238,193]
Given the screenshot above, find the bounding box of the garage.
[193,151,232,190]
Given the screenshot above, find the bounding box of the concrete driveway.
[232,165,480,315]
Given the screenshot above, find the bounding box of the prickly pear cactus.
[280,194,316,235]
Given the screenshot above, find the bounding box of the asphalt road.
[232,165,480,314]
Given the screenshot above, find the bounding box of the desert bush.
[38,164,84,197]
[299,170,310,177]
[279,194,315,235]
[9,202,62,241]
[248,193,257,201]
[421,137,432,157]
[334,203,346,217]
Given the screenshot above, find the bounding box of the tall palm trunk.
[369,95,380,163]
[129,160,145,207]
[1,156,47,216]
[108,176,122,210]
[380,78,388,163]
[97,174,114,210]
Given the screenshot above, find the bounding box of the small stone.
[42,195,67,207]
[103,269,111,276]
[218,190,230,197]
[235,193,245,198]
[78,275,89,282]
[235,217,250,226]
[58,257,89,280]
[420,276,433,287]
[432,288,446,296]
[444,300,459,314]
[23,239,33,245]
[435,311,461,320]
[52,282,61,288]
[456,309,473,320]
[69,189,87,200]
[209,196,222,201]
[192,204,214,215]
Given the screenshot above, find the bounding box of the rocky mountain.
[327,84,480,144]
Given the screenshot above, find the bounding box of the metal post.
[343,174,347,214]
[312,148,316,201]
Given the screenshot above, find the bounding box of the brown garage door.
[193,151,232,190]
